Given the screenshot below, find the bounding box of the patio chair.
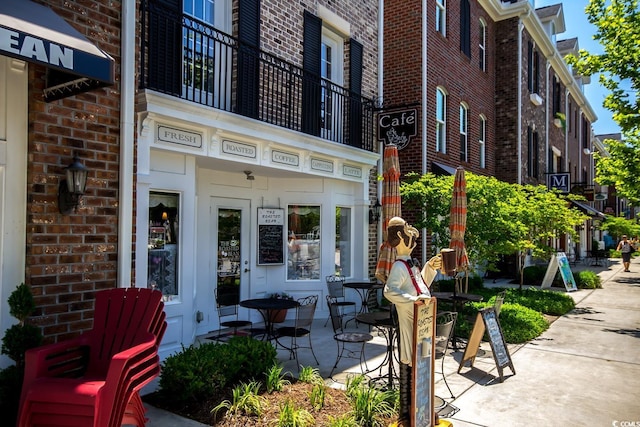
[18,287,166,427]
[276,295,319,368]
[324,275,356,327]
[326,295,373,378]
[434,311,458,399]
[214,286,253,341]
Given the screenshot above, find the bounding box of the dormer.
[535,4,565,43]
[557,37,591,87]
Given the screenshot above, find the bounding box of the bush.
[502,288,575,316]
[522,265,547,286]
[498,303,549,343]
[574,270,602,289]
[158,336,277,405]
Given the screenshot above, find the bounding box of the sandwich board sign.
[541,252,577,291]
[412,298,436,427]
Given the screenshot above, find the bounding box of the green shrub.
[574,270,602,289]
[502,288,575,315]
[159,336,277,405]
[0,365,21,427]
[498,303,549,343]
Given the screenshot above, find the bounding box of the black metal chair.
[324,275,357,327]
[326,295,373,378]
[276,295,319,368]
[435,311,458,398]
[213,287,252,341]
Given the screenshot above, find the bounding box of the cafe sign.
[377,108,417,150]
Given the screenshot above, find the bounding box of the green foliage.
[599,215,640,241]
[276,399,315,427]
[348,382,397,427]
[159,337,276,405]
[8,283,36,323]
[212,380,265,417]
[575,270,602,289]
[265,364,291,394]
[499,288,575,316]
[327,414,359,427]
[1,283,42,367]
[498,303,549,343]
[565,0,640,204]
[298,365,323,385]
[522,265,547,286]
[308,383,326,411]
[401,172,587,279]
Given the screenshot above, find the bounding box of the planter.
[268,308,287,323]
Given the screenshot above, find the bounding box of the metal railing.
[140,2,375,152]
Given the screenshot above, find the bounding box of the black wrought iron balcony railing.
[140,3,375,152]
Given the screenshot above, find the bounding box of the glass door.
[213,198,251,311]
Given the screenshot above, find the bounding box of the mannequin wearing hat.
[383,216,441,423]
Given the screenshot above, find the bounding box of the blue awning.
[0,0,114,101]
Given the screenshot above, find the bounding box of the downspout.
[421,0,428,264]
[118,0,135,287]
[564,86,570,171]
[377,0,384,253]
[517,18,525,184]
[545,61,550,176]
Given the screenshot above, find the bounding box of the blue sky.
[534,0,620,136]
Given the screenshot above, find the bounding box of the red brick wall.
[26,1,122,343]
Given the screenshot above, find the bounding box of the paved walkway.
[145,256,640,426]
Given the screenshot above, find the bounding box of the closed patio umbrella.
[375,144,402,283]
[450,166,469,292]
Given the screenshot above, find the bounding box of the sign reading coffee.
[377,109,418,150]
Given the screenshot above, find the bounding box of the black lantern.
[369,198,382,224]
[58,155,88,214]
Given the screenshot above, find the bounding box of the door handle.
[244,268,250,273]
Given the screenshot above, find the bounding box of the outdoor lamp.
[369,199,382,224]
[58,155,88,214]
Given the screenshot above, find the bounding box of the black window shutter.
[147,0,182,96]
[348,39,363,147]
[527,41,533,92]
[460,0,471,57]
[237,0,261,118]
[302,11,322,136]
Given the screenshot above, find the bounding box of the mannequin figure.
[383,216,442,423]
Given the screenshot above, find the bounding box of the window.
[321,28,345,141]
[436,88,447,153]
[527,126,539,179]
[479,115,486,168]
[459,103,468,162]
[460,0,470,57]
[552,76,561,115]
[436,0,446,36]
[148,192,180,299]
[479,19,486,71]
[287,205,321,280]
[527,41,539,93]
[335,207,351,276]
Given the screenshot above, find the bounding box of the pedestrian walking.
[616,235,633,272]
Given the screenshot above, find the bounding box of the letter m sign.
[547,173,570,192]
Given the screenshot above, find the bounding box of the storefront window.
[148,192,180,299]
[287,205,320,280]
[335,207,351,276]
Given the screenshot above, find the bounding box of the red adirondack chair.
[17,287,166,427]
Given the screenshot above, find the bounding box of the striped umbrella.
[375,144,402,284]
[450,166,469,292]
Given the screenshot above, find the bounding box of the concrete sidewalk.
[145,256,640,426]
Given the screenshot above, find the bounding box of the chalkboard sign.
[257,208,284,265]
[412,298,436,427]
[458,307,515,382]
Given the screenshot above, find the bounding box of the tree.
[599,215,640,241]
[565,0,640,204]
[401,172,588,287]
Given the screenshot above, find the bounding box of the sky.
[534,0,621,137]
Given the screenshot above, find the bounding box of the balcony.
[140,2,375,152]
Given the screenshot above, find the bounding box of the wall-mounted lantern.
[369,199,382,224]
[58,155,88,214]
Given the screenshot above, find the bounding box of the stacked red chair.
[17,287,166,427]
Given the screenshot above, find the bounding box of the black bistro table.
[344,281,384,314]
[355,310,399,390]
[239,298,299,341]
[431,291,483,350]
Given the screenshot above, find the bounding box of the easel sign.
[541,252,577,291]
[412,297,436,427]
[458,307,515,382]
